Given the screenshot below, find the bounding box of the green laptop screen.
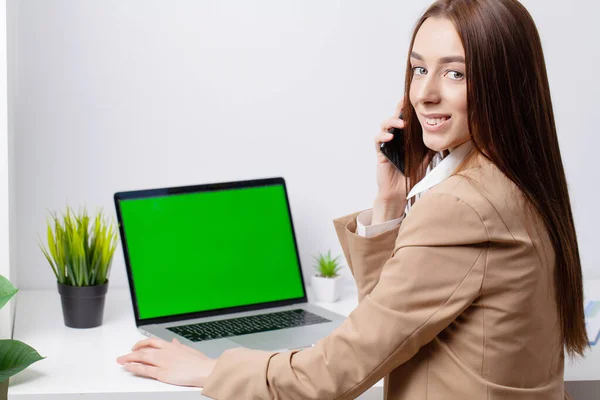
[119,184,305,320]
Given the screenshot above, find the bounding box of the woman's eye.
[411,66,427,76]
[446,70,465,81]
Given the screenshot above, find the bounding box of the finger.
[123,362,159,380]
[374,133,398,156]
[380,117,405,132]
[374,131,394,147]
[117,349,158,366]
[374,131,394,142]
[132,337,167,352]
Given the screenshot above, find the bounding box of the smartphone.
[379,112,406,174]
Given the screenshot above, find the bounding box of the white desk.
[7,281,381,400]
[8,280,599,399]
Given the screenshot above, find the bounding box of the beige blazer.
[202,154,567,399]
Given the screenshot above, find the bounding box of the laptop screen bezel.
[114,177,309,327]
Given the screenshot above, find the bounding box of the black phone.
[379,112,406,174]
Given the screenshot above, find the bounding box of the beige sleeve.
[332,209,402,302]
[202,193,489,400]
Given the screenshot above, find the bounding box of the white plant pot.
[311,274,342,303]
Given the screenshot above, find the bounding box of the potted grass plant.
[0,274,44,388]
[38,207,117,329]
[311,250,343,303]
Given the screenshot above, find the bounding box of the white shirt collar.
[406,140,475,200]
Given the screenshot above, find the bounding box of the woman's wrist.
[197,357,218,388]
[372,196,406,225]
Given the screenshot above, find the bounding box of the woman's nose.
[415,76,442,105]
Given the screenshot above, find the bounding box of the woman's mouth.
[423,116,451,132]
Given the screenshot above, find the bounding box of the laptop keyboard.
[166,309,331,342]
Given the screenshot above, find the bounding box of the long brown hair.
[402,0,587,357]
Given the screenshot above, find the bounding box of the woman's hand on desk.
[116,337,217,388]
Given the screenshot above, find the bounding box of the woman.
[116,0,588,398]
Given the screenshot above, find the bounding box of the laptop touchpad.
[230,325,328,351]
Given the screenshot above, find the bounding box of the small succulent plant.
[313,250,342,278]
[38,207,117,287]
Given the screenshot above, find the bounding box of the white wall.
[1,0,16,339]
[0,0,9,339]
[11,0,600,291]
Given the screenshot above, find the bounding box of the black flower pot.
[57,281,109,329]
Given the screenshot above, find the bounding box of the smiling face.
[409,17,470,152]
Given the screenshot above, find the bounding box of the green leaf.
[40,207,117,287]
[63,234,76,286]
[313,251,342,278]
[38,240,58,281]
[0,339,45,383]
[47,222,57,266]
[54,216,66,283]
[0,275,18,310]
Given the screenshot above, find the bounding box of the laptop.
[114,177,346,358]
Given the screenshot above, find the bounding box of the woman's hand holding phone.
[372,100,409,224]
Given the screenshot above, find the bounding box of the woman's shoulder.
[422,157,536,243]
[435,160,514,207]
